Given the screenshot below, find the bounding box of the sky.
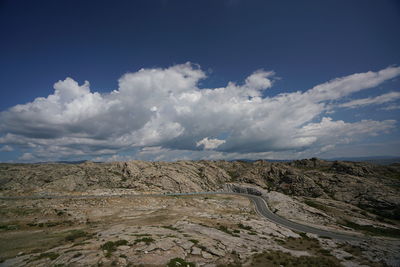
[0,0,400,162]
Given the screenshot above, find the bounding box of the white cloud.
[196,137,226,150]
[297,117,396,146]
[305,66,400,102]
[339,91,400,108]
[0,63,399,161]
[381,104,400,111]
[19,153,34,161]
[0,145,13,152]
[244,70,274,91]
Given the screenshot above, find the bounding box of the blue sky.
[0,0,400,162]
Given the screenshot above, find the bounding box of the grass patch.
[299,232,308,239]
[319,235,332,239]
[189,239,199,244]
[73,252,82,258]
[165,234,178,238]
[276,235,340,263]
[343,220,400,237]
[101,240,129,251]
[237,223,253,231]
[341,244,363,257]
[32,252,60,261]
[250,250,340,267]
[278,236,319,251]
[162,225,179,231]
[71,241,91,247]
[167,257,195,267]
[304,199,330,212]
[0,224,18,231]
[131,233,151,237]
[65,230,91,242]
[218,225,240,237]
[101,240,129,257]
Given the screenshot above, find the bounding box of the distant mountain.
[231,156,400,165]
[323,156,400,165]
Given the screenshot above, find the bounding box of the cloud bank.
[0,63,399,161]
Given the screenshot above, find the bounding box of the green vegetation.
[0,224,18,231]
[162,225,179,231]
[55,209,66,216]
[342,220,400,237]
[165,234,178,238]
[299,232,308,238]
[371,206,400,221]
[73,252,82,258]
[218,225,240,237]
[189,239,199,244]
[340,244,364,257]
[27,221,74,228]
[167,257,195,267]
[101,240,129,257]
[319,236,332,239]
[131,233,151,237]
[250,250,340,267]
[303,199,330,212]
[237,223,253,231]
[65,230,91,242]
[32,252,60,261]
[134,237,154,245]
[360,210,368,216]
[226,170,240,181]
[274,235,342,265]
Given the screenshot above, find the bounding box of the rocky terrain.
[0,159,400,266]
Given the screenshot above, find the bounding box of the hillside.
[1,159,399,219]
[1,159,400,266]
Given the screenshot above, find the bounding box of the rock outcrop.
[0,158,399,219]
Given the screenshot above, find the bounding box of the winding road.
[0,191,364,241]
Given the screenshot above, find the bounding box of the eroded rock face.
[0,159,399,218]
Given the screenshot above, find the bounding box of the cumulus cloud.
[0,63,399,161]
[339,91,400,109]
[196,137,226,150]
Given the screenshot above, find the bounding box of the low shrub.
[65,230,91,242]
[304,199,330,212]
[250,250,340,267]
[162,225,179,231]
[100,240,129,257]
[167,257,195,267]
[34,252,60,261]
[237,223,252,231]
[343,220,400,237]
[218,225,240,237]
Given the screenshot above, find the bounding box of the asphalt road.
[0,191,365,241]
[243,194,364,241]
